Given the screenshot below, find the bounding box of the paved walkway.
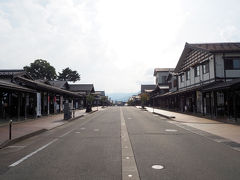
[0,107,100,147]
[137,106,240,144]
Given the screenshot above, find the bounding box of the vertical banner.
[37,93,41,116]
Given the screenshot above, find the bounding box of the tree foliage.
[24,59,57,80]
[140,93,149,108]
[86,94,95,105]
[58,67,80,82]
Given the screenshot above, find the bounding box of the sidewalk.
[142,106,240,144]
[0,107,99,148]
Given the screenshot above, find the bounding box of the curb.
[0,110,99,149]
[0,129,47,149]
[152,112,175,119]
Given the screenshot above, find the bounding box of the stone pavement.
[137,106,240,144]
[0,107,100,148]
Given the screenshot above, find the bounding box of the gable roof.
[0,69,33,80]
[141,84,156,93]
[0,80,36,93]
[69,84,95,93]
[49,80,69,89]
[14,76,81,97]
[174,42,240,73]
[188,42,240,53]
[154,68,175,76]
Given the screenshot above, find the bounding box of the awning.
[0,80,36,93]
[203,79,240,92]
[14,76,82,97]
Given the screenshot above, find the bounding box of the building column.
[47,93,50,115]
[17,93,21,121]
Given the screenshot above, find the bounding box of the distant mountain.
[106,92,138,102]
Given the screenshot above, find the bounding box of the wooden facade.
[151,42,240,123]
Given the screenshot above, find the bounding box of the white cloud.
[0,0,240,93]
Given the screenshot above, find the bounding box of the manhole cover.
[152,165,164,169]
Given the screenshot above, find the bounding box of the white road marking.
[93,129,99,132]
[75,132,81,134]
[9,139,58,167]
[7,146,25,148]
[152,165,164,170]
[80,127,86,130]
[120,107,140,180]
[165,129,178,132]
[59,129,75,137]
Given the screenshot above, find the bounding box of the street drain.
[165,129,177,132]
[152,165,164,170]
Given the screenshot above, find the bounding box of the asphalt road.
[0,107,240,180]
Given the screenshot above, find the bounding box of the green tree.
[100,96,107,107]
[140,93,149,109]
[58,67,80,82]
[24,59,56,80]
[86,94,95,112]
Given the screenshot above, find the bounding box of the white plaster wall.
[194,76,200,83]
[209,58,215,79]
[203,73,210,81]
[226,70,240,77]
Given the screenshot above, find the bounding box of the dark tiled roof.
[0,80,36,93]
[189,42,240,53]
[203,79,240,92]
[141,84,156,93]
[14,76,81,97]
[0,69,33,80]
[174,42,240,73]
[49,80,69,89]
[69,84,95,92]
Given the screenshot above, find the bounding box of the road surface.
[0,107,240,180]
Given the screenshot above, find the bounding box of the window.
[203,61,209,74]
[186,70,190,80]
[225,58,240,70]
[173,79,177,87]
[194,66,200,77]
[180,74,184,82]
[169,82,172,89]
[162,76,167,84]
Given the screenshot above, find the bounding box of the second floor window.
[194,66,200,77]
[180,74,184,82]
[203,61,209,74]
[173,79,177,87]
[225,58,240,70]
[186,70,190,80]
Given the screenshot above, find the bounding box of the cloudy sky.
[0,0,240,94]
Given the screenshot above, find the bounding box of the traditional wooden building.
[68,84,95,107]
[154,42,240,122]
[0,70,81,121]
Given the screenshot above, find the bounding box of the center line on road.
[120,107,140,180]
[9,138,58,167]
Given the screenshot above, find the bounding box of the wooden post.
[17,93,21,121]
